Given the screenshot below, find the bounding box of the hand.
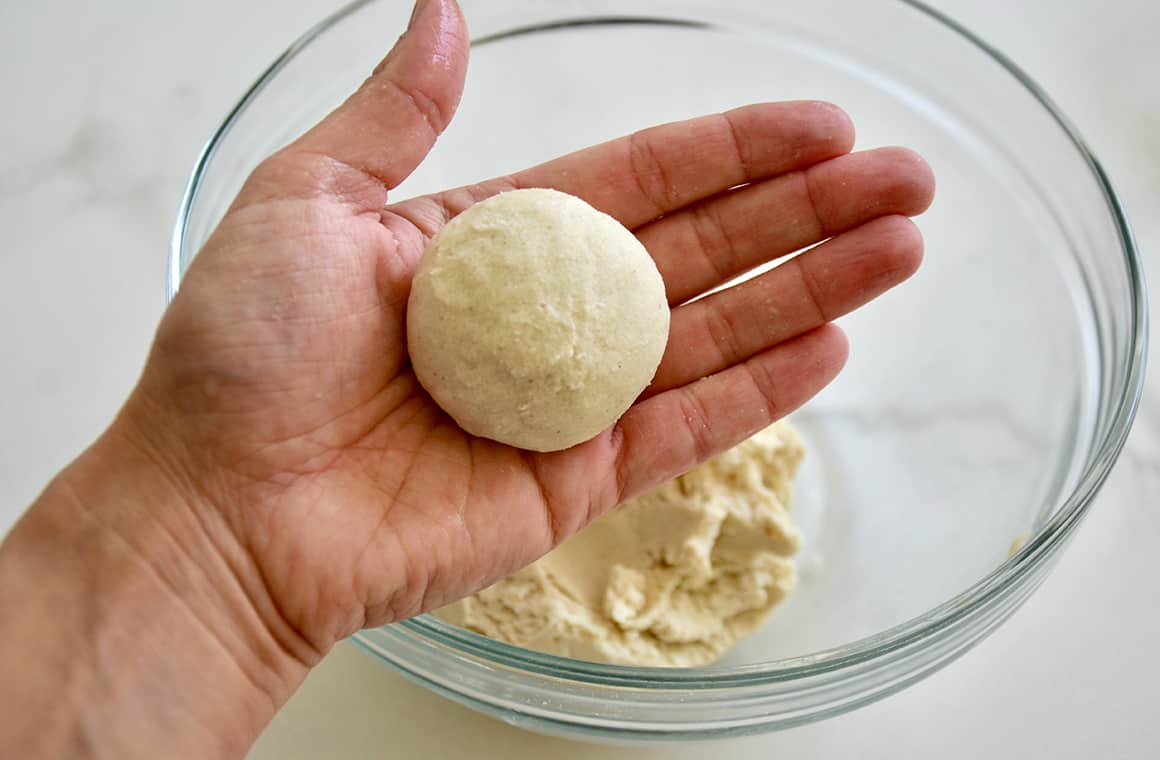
[127,0,934,662]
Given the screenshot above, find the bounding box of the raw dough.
[406,188,670,452]
[437,421,805,667]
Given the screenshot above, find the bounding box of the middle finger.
[641,146,935,305]
[645,214,924,398]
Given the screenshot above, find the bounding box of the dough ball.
[406,188,670,452]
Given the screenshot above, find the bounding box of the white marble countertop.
[1,1,1157,757]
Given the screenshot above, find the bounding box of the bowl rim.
[170,0,1149,690]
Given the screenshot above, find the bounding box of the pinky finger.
[611,324,848,502]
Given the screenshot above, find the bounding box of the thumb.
[287,0,469,198]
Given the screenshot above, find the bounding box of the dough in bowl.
[437,421,806,666]
[406,188,670,452]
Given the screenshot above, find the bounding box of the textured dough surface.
[406,188,670,452]
[436,422,806,667]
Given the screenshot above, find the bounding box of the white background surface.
[1,1,1157,757]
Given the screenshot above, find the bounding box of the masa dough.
[406,188,670,452]
[437,421,805,666]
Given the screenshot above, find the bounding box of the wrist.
[0,414,311,759]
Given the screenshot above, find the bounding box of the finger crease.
[627,131,673,219]
[520,450,563,547]
[741,358,783,422]
[381,76,446,137]
[689,203,740,286]
[676,385,715,463]
[800,169,830,239]
[791,256,831,322]
[701,300,748,370]
[607,423,632,505]
[719,112,751,184]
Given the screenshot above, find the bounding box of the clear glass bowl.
[171,0,1147,741]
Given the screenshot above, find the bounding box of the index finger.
[394,101,855,234]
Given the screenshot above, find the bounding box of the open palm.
[133,0,933,658]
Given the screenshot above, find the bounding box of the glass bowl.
[170,0,1147,741]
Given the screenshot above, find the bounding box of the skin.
[0,0,934,757]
